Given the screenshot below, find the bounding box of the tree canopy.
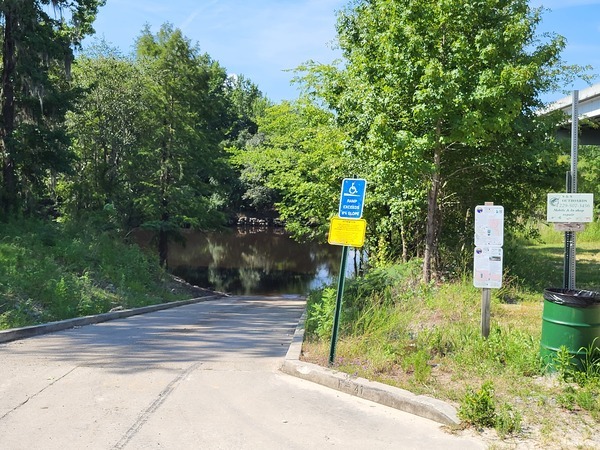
[0,0,105,216]
[298,0,575,280]
[0,2,592,282]
[231,99,350,240]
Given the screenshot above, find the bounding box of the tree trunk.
[158,121,170,268]
[158,211,169,269]
[400,208,408,263]
[423,125,443,283]
[1,7,17,217]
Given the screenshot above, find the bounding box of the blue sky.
[83,0,600,104]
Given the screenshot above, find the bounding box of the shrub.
[306,288,337,339]
[459,381,497,428]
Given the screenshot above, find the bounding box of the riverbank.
[301,248,600,449]
[0,218,213,330]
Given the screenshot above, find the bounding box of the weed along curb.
[280,311,460,426]
[0,295,222,344]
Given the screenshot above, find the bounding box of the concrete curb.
[280,310,460,426]
[0,295,222,344]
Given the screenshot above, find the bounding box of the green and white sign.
[547,193,594,223]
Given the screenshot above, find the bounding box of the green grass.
[500,220,600,292]
[0,217,188,330]
[505,242,600,292]
[537,220,600,244]
[303,230,600,446]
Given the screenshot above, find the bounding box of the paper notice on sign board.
[474,205,504,247]
[473,247,503,289]
[328,217,367,247]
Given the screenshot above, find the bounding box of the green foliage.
[578,339,600,380]
[306,288,337,340]
[459,381,497,428]
[504,235,599,292]
[345,259,423,298]
[494,402,523,439]
[578,145,600,215]
[230,99,350,241]
[556,364,600,421]
[554,345,578,381]
[453,326,542,377]
[0,218,184,330]
[0,0,106,216]
[133,24,231,226]
[297,0,583,280]
[62,43,148,224]
[401,349,432,385]
[459,381,522,436]
[554,340,600,384]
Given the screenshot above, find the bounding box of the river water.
[134,228,362,295]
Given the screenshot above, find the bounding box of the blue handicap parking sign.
[338,178,366,219]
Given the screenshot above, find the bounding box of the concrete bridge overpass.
[543,83,600,145]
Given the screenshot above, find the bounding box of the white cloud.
[173,1,343,69]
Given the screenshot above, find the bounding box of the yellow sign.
[328,217,367,247]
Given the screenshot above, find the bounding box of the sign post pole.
[564,171,573,289]
[481,288,492,339]
[567,91,579,289]
[329,245,349,365]
[327,178,367,366]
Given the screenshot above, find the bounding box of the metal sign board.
[473,247,503,289]
[474,205,504,247]
[338,178,367,219]
[554,223,586,232]
[328,217,367,247]
[547,193,594,223]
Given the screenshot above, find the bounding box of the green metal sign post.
[328,245,349,366]
[327,178,367,366]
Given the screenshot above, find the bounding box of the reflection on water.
[133,228,361,295]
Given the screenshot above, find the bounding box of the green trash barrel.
[540,288,600,371]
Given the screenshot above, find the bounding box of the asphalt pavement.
[0,295,486,449]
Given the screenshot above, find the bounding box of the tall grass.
[537,220,600,244]
[505,220,600,292]
[0,217,185,330]
[303,231,600,442]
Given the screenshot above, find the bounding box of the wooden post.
[481,288,491,338]
[481,201,494,338]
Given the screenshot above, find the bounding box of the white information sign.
[473,247,503,289]
[547,193,594,223]
[474,205,504,247]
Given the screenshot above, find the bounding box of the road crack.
[0,366,79,422]
[113,362,202,449]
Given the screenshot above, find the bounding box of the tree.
[302,0,576,281]
[63,43,147,225]
[578,145,600,216]
[219,73,271,214]
[0,0,105,217]
[224,73,269,144]
[231,99,350,240]
[134,24,231,266]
